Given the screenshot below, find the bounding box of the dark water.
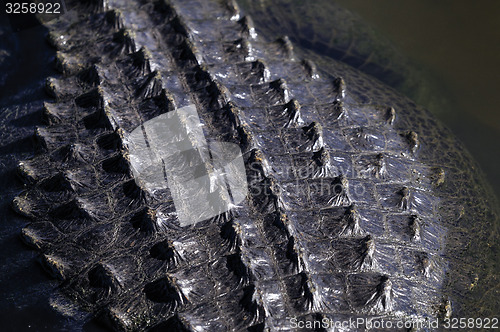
[334,0,500,199]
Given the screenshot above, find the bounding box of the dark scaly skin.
[9,0,499,330]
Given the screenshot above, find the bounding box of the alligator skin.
[11,0,499,330]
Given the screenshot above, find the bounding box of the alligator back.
[13,0,499,330]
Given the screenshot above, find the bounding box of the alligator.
[3,0,499,330]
